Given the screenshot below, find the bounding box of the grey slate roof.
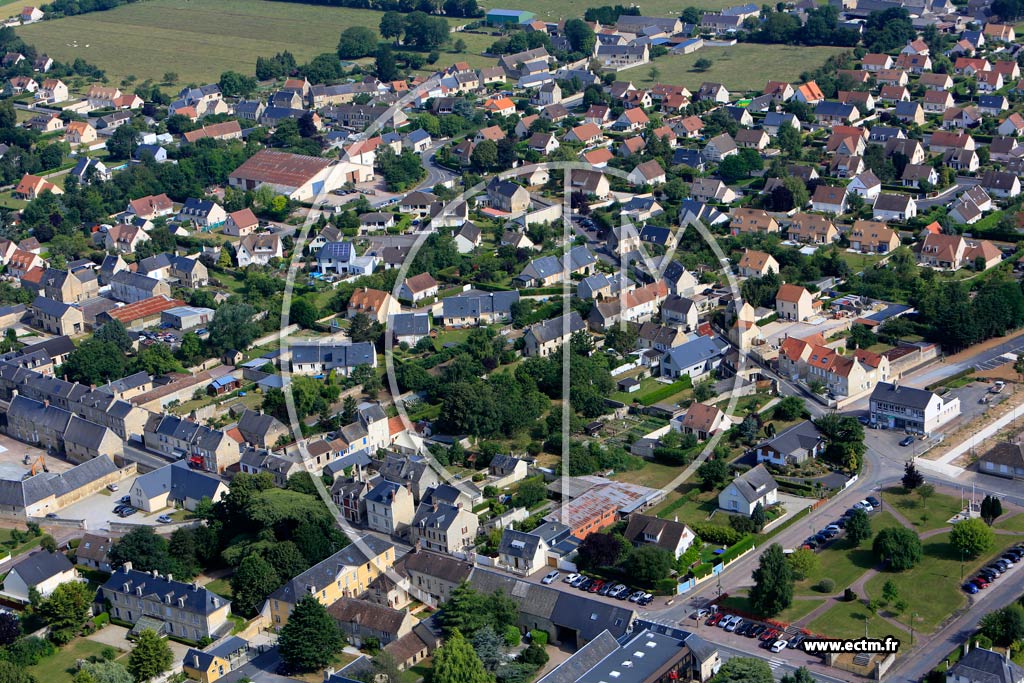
[390,313,429,338]
[948,647,1024,683]
[756,420,822,458]
[133,461,224,503]
[870,381,936,410]
[536,630,620,683]
[526,311,585,345]
[441,289,519,319]
[730,464,778,503]
[9,550,73,585]
[498,529,543,559]
[268,536,393,603]
[64,415,113,451]
[290,342,375,368]
[31,295,74,318]
[101,566,229,615]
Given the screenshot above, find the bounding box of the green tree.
[278,595,342,672]
[872,527,922,570]
[623,545,674,585]
[38,580,92,644]
[697,457,730,491]
[577,532,626,570]
[208,302,259,354]
[0,611,19,646]
[881,579,899,605]
[787,548,819,581]
[902,461,923,490]
[751,502,767,532]
[127,630,172,683]
[230,554,280,618]
[290,298,319,329]
[77,661,132,683]
[380,11,405,43]
[218,70,257,98]
[693,57,713,71]
[979,604,1024,647]
[845,508,872,545]
[780,667,816,683]
[693,379,716,402]
[471,139,499,171]
[749,544,793,618]
[375,44,399,82]
[564,18,596,54]
[107,125,138,160]
[94,320,134,352]
[513,477,547,508]
[60,340,127,385]
[712,657,773,683]
[917,482,935,510]
[337,26,378,59]
[772,396,807,421]
[432,629,493,683]
[950,517,994,559]
[0,662,35,683]
[980,495,1003,526]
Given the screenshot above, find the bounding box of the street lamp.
[911,612,919,646]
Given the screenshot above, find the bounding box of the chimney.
[43,399,48,408]
[122,561,133,572]
[964,639,970,655]
[193,655,201,668]
[166,573,173,583]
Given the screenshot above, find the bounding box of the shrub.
[973,634,993,650]
[655,578,677,595]
[691,523,744,546]
[529,630,548,646]
[503,625,520,647]
[692,563,714,579]
[844,588,856,602]
[5,636,56,666]
[816,578,835,593]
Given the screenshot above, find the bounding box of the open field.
[795,511,904,595]
[880,486,966,532]
[638,44,848,92]
[808,599,909,642]
[995,513,1024,532]
[17,0,459,85]
[721,591,825,624]
[27,638,124,680]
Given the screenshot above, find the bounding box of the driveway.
[87,624,191,661]
[52,477,178,532]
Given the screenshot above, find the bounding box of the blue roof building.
[486,8,537,24]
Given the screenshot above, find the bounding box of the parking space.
[962,542,1024,595]
[526,568,661,610]
[50,476,176,531]
[0,434,74,480]
[975,350,1023,372]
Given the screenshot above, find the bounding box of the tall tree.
[902,461,924,490]
[38,581,92,644]
[230,554,280,617]
[749,544,793,618]
[711,657,773,683]
[127,630,173,683]
[337,26,378,59]
[872,527,922,570]
[432,629,493,683]
[950,518,994,558]
[845,508,872,546]
[278,595,342,672]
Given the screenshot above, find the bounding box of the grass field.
[27,638,123,680]
[795,511,903,595]
[720,591,826,624]
[16,0,464,85]
[610,461,681,489]
[638,44,848,92]
[995,513,1024,532]
[808,599,909,642]
[881,486,966,532]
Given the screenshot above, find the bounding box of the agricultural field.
[16,0,465,85]
[638,44,849,92]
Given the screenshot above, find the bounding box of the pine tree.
[751,502,766,532]
[278,595,342,672]
[433,629,493,683]
[901,461,924,490]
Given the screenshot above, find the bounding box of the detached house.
[718,465,777,516]
[754,420,825,466]
[623,515,695,559]
[776,284,815,321]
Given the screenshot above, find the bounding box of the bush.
[92,613,110,627]
[692,563,714,579]
[5,636,56,666]
[844,588,856,602]
[691,523,744,546]
[973,634,993,650]
[504,625,521,647]
[529,630,548,646]
[655,578,677,595]
[816,578,835,593]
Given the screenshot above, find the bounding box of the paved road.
[915,176,981,210]
[413,143,456,192]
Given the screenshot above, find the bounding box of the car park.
[578,578,592,591]
[770,640,788,653]
[637,594,653,606]
[972,577,989,589]
[789,634,805,649]
[692,608,710,620]
[588,579,604,593]
[979,569,998,581]
[542,570,560,585]
[718,615,734,629]
[570,575,586,588]
[598,583,614,596]
[866,496,880,508]
[963,582,980,594]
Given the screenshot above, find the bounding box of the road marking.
[768,658,785,670]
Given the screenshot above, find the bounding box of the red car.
[760,629,778,642]
[588,580,604,593]
[707,613,724,627]
[972,577,989,589]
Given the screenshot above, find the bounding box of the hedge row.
[638,377,693,406]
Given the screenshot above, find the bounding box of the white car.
[770,640,788,653]
[541,570,560,585]
[563,573,579,584]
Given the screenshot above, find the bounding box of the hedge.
[529,630,549,646]
[638,377,693,406]
[655,578,677,595]
[718,535,755,564]
[693,562,714,579]
[691,523,745,546]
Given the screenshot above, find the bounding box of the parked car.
[748,624,765,639]
[157,515,173,524]
[119,495,131,504]
[564,573,579,584]
[707,613,724,627]
[629,591,646,603]
[865,496,880,508]
[900,435,915,447]
[725,618,743,633]
[692,608,710,620]
[637,594,653,606]
[717,615,734,629]
[972,577,989,589]
[588,579,604,593]
[963,582,980,594]
[598,582,614,596]
[1002,554,1018,565]
[771,640,788,653]
[44,513,58,519]
[106,483,119,492]
[577,578,592,591]
[542,570,560,585]
[789,634,805,649]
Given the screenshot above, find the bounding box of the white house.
[2,551,79,603]
[718,465,778,516]
[869,382,960,435]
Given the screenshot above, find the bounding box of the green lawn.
[881,487,966,532]
[206,578,233,598]
[638,44,848,93]
[611,461,682,489]
[0,527,44,557]
[795,511,904,595]
[27,638,123,680]
[720,592,825,624]
[865,534,1017,633]
[650,487,732,528]
[807,599,909,642]
[995,513,1024,533]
